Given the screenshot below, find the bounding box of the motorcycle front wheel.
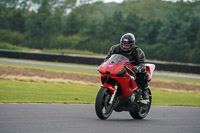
[95,87,114,120]
[129,88,152,119]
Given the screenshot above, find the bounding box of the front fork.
[109,84,118,104]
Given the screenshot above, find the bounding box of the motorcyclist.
[105,33,149,100]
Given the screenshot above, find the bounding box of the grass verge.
[152,88,200,106]
[153,77,200,85]
[0,79,199,106]
[0,79,98,104]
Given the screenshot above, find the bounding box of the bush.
[49,34,81,49]
[0,30,24,45]
[0,42,25,50]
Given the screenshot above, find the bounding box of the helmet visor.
[122,43,131,49]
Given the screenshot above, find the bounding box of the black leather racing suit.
[105,44,149,91]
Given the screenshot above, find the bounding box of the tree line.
[0,0,200,63]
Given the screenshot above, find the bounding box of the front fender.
[102,84,116,94]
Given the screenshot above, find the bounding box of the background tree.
[0,0,200,63]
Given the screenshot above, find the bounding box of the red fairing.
[115,77,138,98]
[99,60,138,98]
[99,54,155,99]
[102,84,115,94]
[99,61,125,76]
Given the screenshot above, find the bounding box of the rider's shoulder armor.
[110,44,121,54]
[135,48,145,60]
[108,44,145,65]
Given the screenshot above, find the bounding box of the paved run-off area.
[0,104,200,133]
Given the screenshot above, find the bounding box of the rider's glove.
[131,66,139,73]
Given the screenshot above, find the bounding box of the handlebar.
[123,62,136,80]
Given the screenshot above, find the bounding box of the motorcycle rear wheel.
[95,87,114,120]
[129,88,152,119]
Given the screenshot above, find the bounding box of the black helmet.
[120,33,135,52]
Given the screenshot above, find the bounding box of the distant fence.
[0,49,200,74]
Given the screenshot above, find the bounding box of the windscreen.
[107,54,129,65]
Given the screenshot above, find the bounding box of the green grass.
[0,79,199,106]
[154,70,200,78]
[153,77,200,85]
[0,43,105,56]
[0,42,31,51]
[42,48,105,56]
[0,42,42,53]
[151,89,200,106]
[0,79,99,104]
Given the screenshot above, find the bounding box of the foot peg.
[140,99,150,104]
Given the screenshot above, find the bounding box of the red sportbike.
[95,54,155,120]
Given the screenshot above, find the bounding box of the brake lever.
[124,63,136,80]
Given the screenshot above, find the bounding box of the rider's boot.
[139,72,149,100]
[142,87,149,100]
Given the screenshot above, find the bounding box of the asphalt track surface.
[0,104,200,133]
[0,58,200,80]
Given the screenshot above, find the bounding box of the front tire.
[129,88,152,119]
[95,87,114,120]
